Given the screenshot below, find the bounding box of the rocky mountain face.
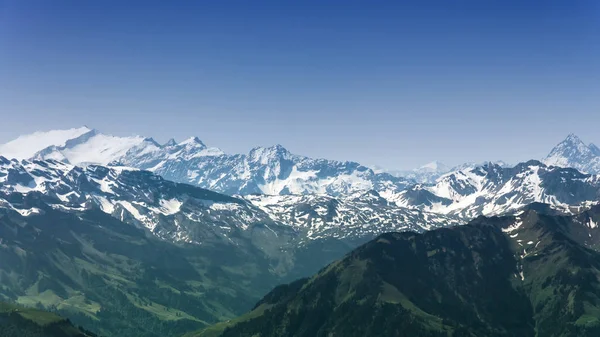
[191,205,600,337]
[243,191,459,242]
[543,133,600,174]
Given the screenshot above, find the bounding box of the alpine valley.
[0,128,600,336]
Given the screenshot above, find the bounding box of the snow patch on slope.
[159,198,183,215]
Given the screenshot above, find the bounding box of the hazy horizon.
[1,0,599,170]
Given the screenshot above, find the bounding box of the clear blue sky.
[0,0,598,169]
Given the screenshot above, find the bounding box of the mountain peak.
[164,138,177,147]
[564,133,582,142]
[179,136,206,147]
[543,134,600,173]
[269,144,290,153]
[247,144,292,164]
[142,137,160,147]
[559,133,585,146]
[250,144,290,155]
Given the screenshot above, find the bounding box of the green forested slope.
[189,206,600,337]
[0,301,96,337]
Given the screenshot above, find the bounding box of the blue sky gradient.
[0,0,598,169]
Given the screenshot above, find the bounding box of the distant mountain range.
[189,205,600,337]
[390,160,600,219]
[0,157,456,245]
[1,127,600,195]
[0,127,412,196]
[1,128,599,221]
[373,160,510,184]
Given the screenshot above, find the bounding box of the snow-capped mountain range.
[0,127,412,196]
[388,160,600,219]
[1,127,600,226]
[0,156,458,245]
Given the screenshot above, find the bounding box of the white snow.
[542,134,600,174]
[56,191,78,202]
[94,196,115,213]
[244,193,460,240]
[90,176,117,194]
[133,141,162,156]
[118,201,145,222]
[0,127,91,160]
[179,137,204,146]
[503,218,524,233]
[58,133,145,165]
[159,198,183,215]
[209,202,241,211]
[9,206,43,217]
[187,170,200,181]
[258,167,319,195]
[428,168,487,202]
[257,169,375,197]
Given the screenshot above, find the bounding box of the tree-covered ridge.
[189,205,600,337]
[0,301,96,337]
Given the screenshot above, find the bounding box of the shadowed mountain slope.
[190,205,600,337]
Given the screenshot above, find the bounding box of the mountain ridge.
[0,301,96,337]
[0,156,456,246]
[388,160,600,219]
[2,129,600,209]
[0,127,413,197]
